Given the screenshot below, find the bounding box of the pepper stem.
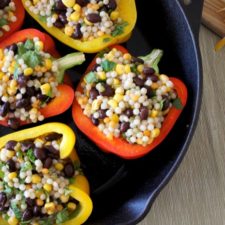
[139,49,163,74]
[55,52,85,83]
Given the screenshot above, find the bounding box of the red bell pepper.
[72,45,188,159]
[0,28,85,127]
[0,0,25,41]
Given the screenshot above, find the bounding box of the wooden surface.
[139,26,225,225]
[203,0,225,37]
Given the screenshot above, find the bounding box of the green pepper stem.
[55,52,85,83]
[139,49,163,74]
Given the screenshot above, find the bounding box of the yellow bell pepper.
[0,123,93,225]
[21,0,137,53]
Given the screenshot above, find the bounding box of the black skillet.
[0,0,204,224]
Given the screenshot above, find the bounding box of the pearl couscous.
[0,0,17,38]
[0,133,80,225]
[25,0,126,41]
[0,37,60,129]
[76,48,178,146]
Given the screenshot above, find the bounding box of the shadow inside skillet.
[0,0,202,224]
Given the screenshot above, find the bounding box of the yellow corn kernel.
[35,65,42,72]
[44,58,52,70]
[52,13,58,20]
[54,163,64,171]
[62,0,75,8]
[0,71,4,79]
[92,99,101,111]
[151,110,158,118]
[41,168,49,174]
[109,121,117,128]
[8,12,14,20]
[35,41,44,51]
[151,128,160,138]
[8,172,17,180]
[144,130,151,137]
[113,79,120,86]
[10,79,17,87]
[151,83,159,89]
[6,150,15,158]
[8,217,18,225]
[98,71,106,80]
[159,74,169,82]
[40,83,51,95]
[108,99,118,109]
[33,0,39,4]
[124,65,131,74]
[106,133,113,140]
[70,11,80,22]
[67,202,77,211]
[131,94,139,102]
[73,3,81,11]
[7,87,17,96]
[97,31,104,37]
[110,11,119,20]
[2,75,9,82]
[111,114,119,123]
[103,117,110,123]
[24,67,33,76]
[137,64,144,73]
[0,49,3,60]
[115,64,124,75]
[78,96,88,105]
[84,17,93,26]
[64,26,74,36]
[137,138,143,145]
[43,184,53,192]
[113,93,123,102]
[123,53,132,61]
[60,195,70,203]
[87,3,100,10]
[8,66,15,74]
[57,204,63,211]
[32,174,41,184]
[36,199,44,206]
[45,202,56,215]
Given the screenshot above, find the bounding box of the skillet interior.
[0,0,203,224]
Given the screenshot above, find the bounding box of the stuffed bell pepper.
[0,28,85,129]
[22,0,137,53]
[0,0,25,41]
[73,46,188,159]
[0,122,93,225]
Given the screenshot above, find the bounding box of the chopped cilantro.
[0,18,8,27]
[56,208,70,224]
[84,71,98,84]
[10,202,22,219]
[131,65,138,74]
[24,39,34,50]
[22,50,42,68]
[26,149,35,163]
[13,63,19,80]
[111,21,128,37]
[172,98,183,109]
[21,161,33,172]
[101,60,116,72]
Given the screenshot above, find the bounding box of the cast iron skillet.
[0,0,204,224]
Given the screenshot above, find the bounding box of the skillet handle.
[178,0,204,40]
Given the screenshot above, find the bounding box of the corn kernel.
[110,11,119,20]
[36,199,44,206]
[151,110,158,118]
[151,128,160,138]
[144,130,151,137]
[44,59,52,70]
[137,64,144,73]
[113,93,123,102]
[7,87,17,96]
[64,26,74,36]
[84,17,93,26]
[113,78,120,86]
[109,121,117,128]
[159,74,169,82]
[106,133,113,140]
[67,202,77,211]
[60,195,69,203]
[42,168,49,174]
[2,75,9,82]
[24,68,33,76]
[35,41,44,51]
[45,202,56,215]
[57,204,63,211]
[35,65,42,72]
[98,71,106,80]
[54,163,64,171]
[6,150,15,158]
[103,117,110,123]
[40,83,51,95]
[8,172,17,180]
[33,0,39,4]
[137,138,143,145]
[131,94,139,102]
[10,80,17,87]
[32,174,41,184]
[8,66,15,74]
[78,96,88,105]
[52,13,58,20]
[73,3,81,11]
[108,99,118,109]
[151,83,159,89]
[97,31,104,37]
[8,217,18,225]
[0,72,4,79]
[70,11,80,22]
[92,99,101,111]
[111,114,119,123]
[87,3,100,10]
[43,184,53,192]
[62,0,75,8]
[116,64,124,75]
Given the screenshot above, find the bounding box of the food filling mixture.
[25,0,126,41]
[0,133,80,225]
[0,0,17,38]
[76,48,179,146]
[0,38,60,129]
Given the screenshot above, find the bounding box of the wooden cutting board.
[202,0,225,37]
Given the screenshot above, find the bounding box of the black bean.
[143,66,155,76]
[145,86,155,98]
[34,148,47,161]
[64,162,75,178]
[76,0,89,7]
[47,153,59,159]
[8,118,20,130]
[5,140,17,150]
[6,159,16,172]
[54,0,67,11]
[0,205,9,211]
[86,13,101,23]
[43,157,53,169]
[26,198,35,207]
[0,102,10,117]
[90,115,99,126]
[140,106,149,120]
[98,110,107,119]
[33,206,42,217]
[90,87,99,100]
[120,122,130,133]
[45,133,62,141]
[22,209,33,221]
[0,193,7,207]
[72,23,82,39]
[133,76,145,87]
[58,13,67,24]
[100,5,108,12]
[6,44,18,54]
[162,97,170,111]
[107,0,117,10]
[101,84,114,97]
[0,0,10,9]
[21,141,34,152]
[17,74,27,87]
[124,108,133,118]
[45,145,58,155]
[26,87,35,97]
[54,19,65,28]
[37,94,49,102]
[147,74,159,82]
[16,98,30,108]
[131,57,144,64]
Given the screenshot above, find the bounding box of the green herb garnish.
[22,50,42,68]
[101,60,116,72]
[11,202,22,219]
[13,63,19,80]
[97,47,110,58]
[0,18,8,27]
[131,65,138,74]
[159,99,166,111]
[26,149,35,163]
[21,161,33,172]
[172,98,183,109]
[56,208,70,224]
[111,21,128,37]
[84,71,98,84]
[38,15,47,23]
[24,39,34,50]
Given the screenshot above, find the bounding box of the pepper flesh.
[21,0,137,53]
[72,45,188,159]
[0,122,93,225]
[0,29,76,127]
[0,0,25,41]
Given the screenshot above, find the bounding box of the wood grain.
[139,26,225,225]
[203,0,225,37]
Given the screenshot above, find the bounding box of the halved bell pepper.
[0,28,85,127]
[0,122,93,225]
[21,0,137,53]
[0,0,25,41]
[72,45,188,159]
